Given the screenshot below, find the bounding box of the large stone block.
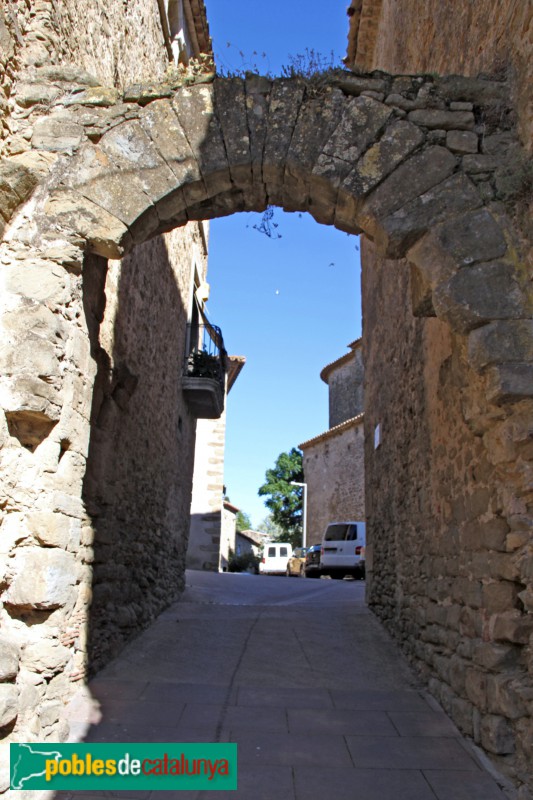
[480,713,515,754]
[408,209,508,289]
[491,612,533,645]
[3,547,77,609]
[173,83,232,197]
[0,635,19,681]
[263,79,305,198]
[314,95,392,186]
[27,511,72,549]
[408,109,475,130]
[23,640,70,677]
[44,189,132,258]
[341,119,424,199]
[468,320,533,370]
[358,145,456,239]
[376,172,483,258]
[432,260,529,333]
[0,684,19,727]
[486,363,533,403]
[32,116,85,152]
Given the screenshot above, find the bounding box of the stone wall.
[346,0,533,151]
[0,0,209,776]
[322,340,364,428]
[362,238,533,793]
[188,412,227,572]
[349,4,532,793]
[301,418,365,546]
[84,227,206,672]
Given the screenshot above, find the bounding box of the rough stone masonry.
[0,59,532,795]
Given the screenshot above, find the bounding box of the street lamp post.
[290,481,307,549]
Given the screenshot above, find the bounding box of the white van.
[259,543,293,575]
[320,521,366,580]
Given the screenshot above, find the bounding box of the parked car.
[320,521,366,580]
[303,544,322,578]
[259,543,293,575]
[286,547,308,576]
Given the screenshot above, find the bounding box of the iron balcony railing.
[184,323,227,387]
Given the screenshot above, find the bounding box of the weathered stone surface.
[375,172,483,258]
[341,119,424,200]
[474,641,520,670]
[4,547,77,609]
[32,117,85,152]
[244,74,272,187]
[462,154,501,173]
[263,79,305,198]
[314,95,392,187]
[335,74,388,95]
[62,86,121,107]
[408,209,508,286]
[435,76,508,105]
[0,635,20,681]
[0,684,19,727]
[15,82,61,107]
[44,189,132,258]
[432,261,529,333]
[408,109,475,130]
[486,363,533,403]
[468,321,533,370]
[123,83,172,104]
[213,78,254,195]
[4,260,69,305]
[481,714,516,754]
[446,130,479,154]
[173,83,232,196]
[32,65,100,86]
[284,85,346,212]
[492,612,533,646]
[139,99,205,214]
[27,511,72,549]
[23,640,71,676]
[358,145,456,239]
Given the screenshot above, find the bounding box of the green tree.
[256,514,284,539]
[258,448,304,548]
[235,510,252,532]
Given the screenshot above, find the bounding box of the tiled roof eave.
[299,412,364,450]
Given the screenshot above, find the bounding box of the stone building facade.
[347,2,533,794]
[300,340,365,546]
[0,0,214,783]
[187,356,245,572]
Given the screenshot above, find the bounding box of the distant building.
[299,339,365,545]
[187,357,246,571]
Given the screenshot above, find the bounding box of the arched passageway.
[0,67,531,784]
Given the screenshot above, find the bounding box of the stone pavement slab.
[61,571,512,800]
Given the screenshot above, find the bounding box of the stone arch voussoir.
[3,70,530,405]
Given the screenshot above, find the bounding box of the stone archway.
[0,67,531,776]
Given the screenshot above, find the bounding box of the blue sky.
[204,2,362,526]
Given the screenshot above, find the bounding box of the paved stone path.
[59,571,513,799]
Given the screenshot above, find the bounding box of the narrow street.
[61,572,511,800]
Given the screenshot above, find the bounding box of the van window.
[324,523,360,541]
[267,546,276,557]
[280,547,288,557]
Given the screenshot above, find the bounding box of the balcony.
[182,323,227,419]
